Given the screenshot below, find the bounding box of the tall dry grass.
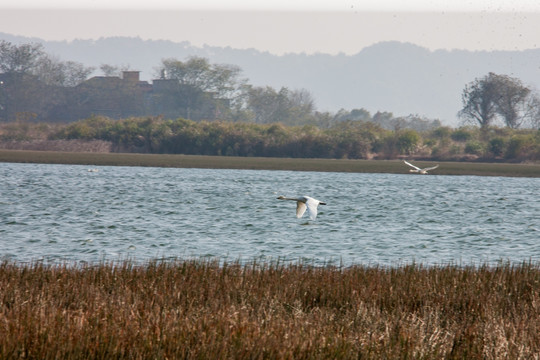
[0,260,538,359]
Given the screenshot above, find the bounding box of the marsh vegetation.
[1,117,540,163]
[1,260,538,359]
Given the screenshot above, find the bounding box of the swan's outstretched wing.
[296,202,307,218]
[304,197,319,220]
[403,160,421,170]
[424,164,439,171]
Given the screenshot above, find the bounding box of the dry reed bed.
[0,260,539,359]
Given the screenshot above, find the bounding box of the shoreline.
[1,149,540,177]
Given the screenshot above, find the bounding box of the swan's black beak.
[320,202,327,205]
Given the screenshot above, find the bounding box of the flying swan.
[403,160,439,174]
[277,195,326,220]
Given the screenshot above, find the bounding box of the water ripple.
[1,163,539,266]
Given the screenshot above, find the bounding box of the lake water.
[1,162,539,266]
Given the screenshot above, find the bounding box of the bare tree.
[459,72,540,128]
[246,86,281,124]
[34,56,94,87]
[99,64,131,77]
[490,73,532,129]
[526,94,540,129]
[60,61,95,87]
[246,86,317,125]
[0,40,44,74]
[458,73,500,128]
[158,57,244,99]
[0,41,94,121]
[156,57,246,120]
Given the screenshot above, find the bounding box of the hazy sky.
[1,0,540,55]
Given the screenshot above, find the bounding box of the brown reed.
[0,259,539,359]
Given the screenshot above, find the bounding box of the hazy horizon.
[3,1,540,125]
[1,0,540,56]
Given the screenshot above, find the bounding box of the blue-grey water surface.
[1,162,538,266]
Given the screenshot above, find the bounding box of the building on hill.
[62,71,152,120]
[0,72,65,122]
[1,70,228,123]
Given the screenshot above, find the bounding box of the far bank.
[1,150,539,177]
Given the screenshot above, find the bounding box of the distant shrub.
[465,141,484,155]
[489,137,506,157]
[505,135,536,160]
[449,145,463,155]
[396,130,420,155]
[431,126,451,139]
[451,128,473,142]
[423,138,437,147]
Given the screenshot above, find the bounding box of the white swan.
[277,195,326,220]
[403,160,439,174]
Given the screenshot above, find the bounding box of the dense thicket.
[2,116,539,161]
[48,117,383,159]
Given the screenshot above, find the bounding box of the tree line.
[2,40,540,130]
[1,40,539,162]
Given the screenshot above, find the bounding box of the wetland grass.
[0,260,539,359]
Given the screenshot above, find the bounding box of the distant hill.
[2,32,540,126]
